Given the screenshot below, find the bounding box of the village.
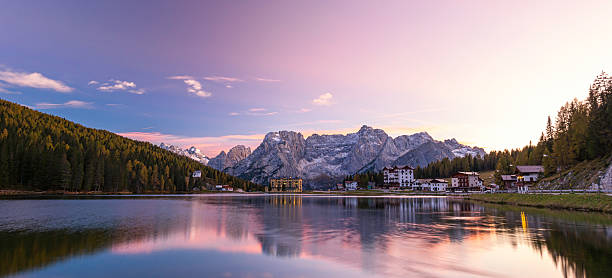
[245,164,547,194]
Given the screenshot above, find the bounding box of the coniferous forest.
[0,99,259,192]
[414,72,611,182]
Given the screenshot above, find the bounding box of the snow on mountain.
[223,125,486,188]
[159,143,210,165]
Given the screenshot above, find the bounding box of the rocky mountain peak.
[358,125,373,133]
[227,145,251,160]
[223,125,485,188]
[410,131,433,141]
[208,145,253,171]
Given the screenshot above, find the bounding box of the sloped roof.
[501,175,516,181]
[417,178,448,184]
[430,178,448,183]
[516,165,544,173]
[453,171,479,176]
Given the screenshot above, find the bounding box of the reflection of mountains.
[1,196,610,277]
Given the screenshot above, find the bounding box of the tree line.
[0,99,259,192]
[363,71,612,185]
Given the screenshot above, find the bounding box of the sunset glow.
[2,1,612,156]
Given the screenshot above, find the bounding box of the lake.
[0,195,610,278]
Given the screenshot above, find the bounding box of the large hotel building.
[267,177,303,192]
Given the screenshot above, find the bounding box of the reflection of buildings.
[267,177,303,192]
[3,196,612,278]
[257,195,304,257]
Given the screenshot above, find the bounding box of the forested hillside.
[414,71,612,186]
[0,99,258,193]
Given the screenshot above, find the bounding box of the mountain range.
[159,143,210,165]
[205,125,485,188]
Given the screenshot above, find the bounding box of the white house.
[515,165,544,183]
[428,179,448,192]
[416,178,448,192]
[344,181,358,191]
[383,165,415,188]
[192,170,202,178]
[515,165,544,193]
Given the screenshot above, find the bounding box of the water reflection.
[0,195,610,278]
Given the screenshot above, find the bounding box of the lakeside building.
[215,185,234,191]
[416,179,448,192]
[515,165,544,183]
[344,181,358,191]
[267,177,303,193]
[192,170,201,178]
[336,183,344,191]
[499,166,544,192]
[451,172,483,192]
[383,165,415,188]
[501,175,517,189]
[515,165,544,193]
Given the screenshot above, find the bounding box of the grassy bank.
[468,193,612,213]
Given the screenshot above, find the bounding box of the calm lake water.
[0,195,611,278]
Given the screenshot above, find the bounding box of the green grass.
[468,193,612,213]
[479,170,496,185]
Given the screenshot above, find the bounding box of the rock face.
[208,145,251,171]
[600,162,612,191]
[222,125,485,187]
[227,131,306,183]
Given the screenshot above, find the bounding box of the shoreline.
[3,190,611,214]
[467,193,612,214]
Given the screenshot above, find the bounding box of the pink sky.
[3,1,612,157]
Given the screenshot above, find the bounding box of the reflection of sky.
[5,196,610,277]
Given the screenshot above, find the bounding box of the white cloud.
[129,88,145,95]
[226,85,233,88]
[97,80,136,91]
[91,79,145,94]
[204,76,243,82]
[230,108,278,116]
[168,75,212,98]
[247,107,277,116]
[167,75,194,80]
[298,108,312,113]
[0,69,73,93]
[313,93,333,106]
[35,100,93,109]
[254,77,281,82]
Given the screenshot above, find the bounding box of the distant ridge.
[217,125,485,188]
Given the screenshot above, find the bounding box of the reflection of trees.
[1,196,611,278]
[482,204,612,278]
[0,229,111,277]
